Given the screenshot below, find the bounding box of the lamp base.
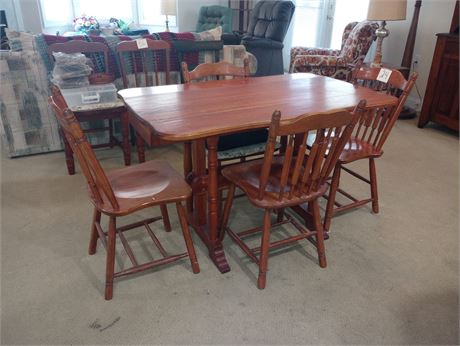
[164,15,170,32]
[371,20,389,67]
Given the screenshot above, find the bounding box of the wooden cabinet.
[419,1,459,131]
[418,33,459,131]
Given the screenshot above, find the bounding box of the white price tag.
[376,68,392,83]
[136,38,148,49]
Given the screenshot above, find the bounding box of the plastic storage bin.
[60,83,118,108]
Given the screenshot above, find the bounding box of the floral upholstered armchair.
[289,21,378,81]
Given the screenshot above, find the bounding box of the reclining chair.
[290,21,378,81]
[196,5,233,33]
[223,0,295,76]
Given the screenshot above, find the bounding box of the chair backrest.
[256,101,364,202]
[340,22,358,51]
[116,39,171,88]
[181,58,249,83]
[340,21,378,64]
[48,40,109,73]
[350,66,418,151]
[196,5,233,33]
[48,88,119,210]
[245,0,295,42]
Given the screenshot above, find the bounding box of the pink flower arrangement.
[73,15,100,33]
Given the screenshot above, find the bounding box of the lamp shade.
[160,0,177,16]
[367,0,407,21]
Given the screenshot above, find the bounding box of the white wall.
[379,0,457,109]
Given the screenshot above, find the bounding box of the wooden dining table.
[118,73,398,273]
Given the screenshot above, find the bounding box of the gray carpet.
[1,118,458,345]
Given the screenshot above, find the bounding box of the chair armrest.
[290,55,348,73]
[171,40,223,53]
[291,47,341,56]
[241,37,284,50]
[222,32,243,45]
[289,47,341,72]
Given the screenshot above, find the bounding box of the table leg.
[192,140,207,225]
[189,137,230,273]
[206,136,230,273]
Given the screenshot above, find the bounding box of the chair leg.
[105,216,117,300]
[311,200,327,268]
[89,208,101,255]
[176,202,200,274]
[220,184,236,239]
[276,208,285,222]
[257,209,272,289]
[108,119,115,148]
[121,111,131,166]
[136,134,146,163]
[369,158,379,213]
[160,204,172,232]
[324,163,341,232]
[60,128,75,175]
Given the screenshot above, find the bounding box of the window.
[292,0,369,49]
[39,0,74,27]
[138,0,176,27]
[74,0,134,22]
[39,0,177,28]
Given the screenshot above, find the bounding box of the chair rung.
[236,219,291,238]
[226,227,259,263]
[114,253,189,278]
[334,198,372,214]
[336,187,359,202]
[341,166,371,184]
[84,127,110,133]
[251,233,311,254]
[95,222,107,249]
[117,217,163,232]
[117,228,138,266]
[144,222,168,257]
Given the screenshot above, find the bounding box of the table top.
[118,73,398,142]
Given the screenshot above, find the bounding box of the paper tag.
[136,38,148,49]
[376,68,392,83]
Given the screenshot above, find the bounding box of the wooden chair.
[181,58,274,214]
[116,39,172,162]
[181,58,273,166]
[48,91,200,300]
[220,102,364,289]
[48,40,130,175]
[323,67,418,232]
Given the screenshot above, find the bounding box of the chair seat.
[306,133,383,164]
[217,141,282,160]
[222,156,327,209]
[101,160,192,216]
[339,137,383,163]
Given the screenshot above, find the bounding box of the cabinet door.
[431,38,459,130]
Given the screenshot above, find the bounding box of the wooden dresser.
[418,1,459,131]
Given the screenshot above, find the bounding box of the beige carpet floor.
[1,118,458,345]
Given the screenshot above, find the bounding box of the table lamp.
[160,0,176,32]
[367,0,407,67]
